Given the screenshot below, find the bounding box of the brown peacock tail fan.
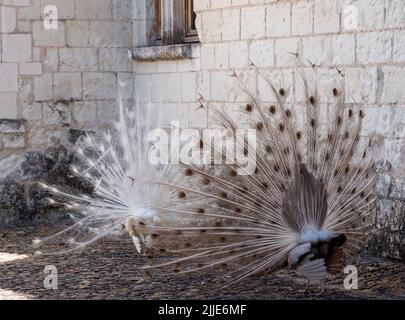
[141,77,377,288]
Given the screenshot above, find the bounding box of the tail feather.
[142,77,376,288]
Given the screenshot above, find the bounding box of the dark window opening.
[153,0,199,46]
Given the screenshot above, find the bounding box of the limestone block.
[33,21,65,47]
[40,0,75,19]
[1,34,32,63]
[292,1,314,35]
[241,6,265,39]
[20,63,42,75]
[75,0,112,19]
[357,31,392,64]
[0,63,18,92]
[250,39,274,68]
[0,6,16,33]
[0,93,17,118]
[59,48,98,72]
[34,73,53,101]
[66,21,91,47]
[53,73,82,101]
[99,48,132,72]
[83,73,117,100]
[267,3,291,37]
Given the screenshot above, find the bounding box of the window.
[153,0,198,46]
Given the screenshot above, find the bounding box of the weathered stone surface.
[83,73,117,100]
[1,34,32,63]
[292,1,313,35]
[20,63,42,75]
[43,101,72,125]
[100,48,133,71]
[75,0,112,20]
[34,73,53,102]
[53,73,82,101]
[368,230,405,261]
[132,44,193,62]
[0,63,18,92]
[0,119,26,134]
[40,0,75,19]
[2,134,25,149]
[33,21,65,47]
[59,48,98,72]
[0,93,18,119]
[267,3,291,37]
[0,6,16,33]
[241,6,265,39]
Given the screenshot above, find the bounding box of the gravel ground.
[0,226,404,300]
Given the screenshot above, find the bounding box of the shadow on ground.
[0,226,404,300]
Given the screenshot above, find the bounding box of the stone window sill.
[131,43,199,62]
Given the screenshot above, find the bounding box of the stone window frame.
[154,0,198,46]
[132,0,199,62]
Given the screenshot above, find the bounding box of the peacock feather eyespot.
[245,104,253,112]
[279,88,286,96]
[219,192,228,199]
[202,178,211,185]
[256,122,264,131]
[269,105,276,114]
[309,96,316,105]
[332,88,339,96]
[229,169,237,176]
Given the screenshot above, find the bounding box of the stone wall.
[0,0,133,150]
[0,0,134,222]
